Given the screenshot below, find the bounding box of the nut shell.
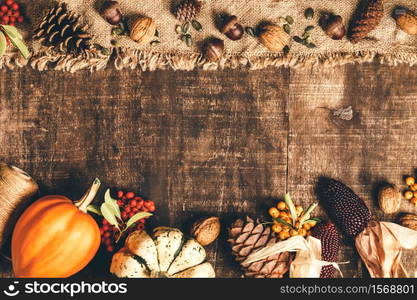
[395,13,417,35]
[258,24,290,52]
[378,184,401,214]
[130,17,156,45]
[399,214,417,231]
[205,38,224,62]
[191,217,221,246]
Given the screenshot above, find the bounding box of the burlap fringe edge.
[1,48,417,72]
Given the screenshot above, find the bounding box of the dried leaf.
[299,203,318,224]
[0,25,29,59]
[101,202,119,228]
[126,212,153,229]
[333,106,354,121]
[284,194,297,227]
[87,204,102,216]
[0,31,6,57]
[104,189,121,219]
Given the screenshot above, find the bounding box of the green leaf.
[0,31,6,58]
[299,203,318,224]
[126,212,153,229]
[273,217,295,230]
[303,218,321,226]
[87,204,102,216]
[104,189,121,219]
[100,202,119,229]
[0,25,29,59]
[284,194,297,227]
[1,25,23,39]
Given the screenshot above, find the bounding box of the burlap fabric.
[1,0,416,72]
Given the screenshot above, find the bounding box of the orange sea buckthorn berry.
[272,223,282,233]
[406,176,415,186]
[404,190,414,200]
[290,229,299,236]
[302,223,311,230]
[277,201,287,210]
[279,231,287,240]
[299,228,307,237]
[279,211,288,218]
[295,205,303,216]
[269,207,280,218]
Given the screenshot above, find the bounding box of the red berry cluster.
[0,0,24,26]
[100,190,156,253]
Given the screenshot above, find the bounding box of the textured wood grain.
[0,63,417,278]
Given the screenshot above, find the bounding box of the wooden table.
[1,62,417,278]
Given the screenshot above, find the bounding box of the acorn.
[392,7,417,35]
[101,1,122,25]
[319,13,346,40]
[220,15,244,41]
[204,38,225,62]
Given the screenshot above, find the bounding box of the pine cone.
[348,0,384,43]
[34,2,92,54]
[228,217,292,278]
[174,0,202,23]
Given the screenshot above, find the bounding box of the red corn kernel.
[11,3,18,10]
[8,22,14,26]
[1,6,8,12]
[121,211,128,220]
[6,0,14,6]
[104,239,112,245]
[148,205,156,212]
[126,192,135,199]
[137,200,143,207]
[117,190,124,198]
[142,207,149,212]
[129,200,137,207]
[102,224,109,231]
[102,219,109,225]
[107,246,114,252]
[2,15,9,23]
[125,206,131,213]
[17,15,22,22]
[129,212,135,218]
[132,207,139,213]
[99,228,105,235]
[134,196,142,200]
[9,16,15,22]
[117,200,123,206]
[139,218,146,224]
[104,232,111,238]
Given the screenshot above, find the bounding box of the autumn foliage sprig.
[88,189,152,242]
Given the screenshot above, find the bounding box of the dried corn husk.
[355,221,417,278]
[0,163,38,246]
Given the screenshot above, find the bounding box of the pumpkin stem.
[75,178,101,213]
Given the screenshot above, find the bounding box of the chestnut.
[220,15,244,41]
[319,13,346,40]
[204,38,225,62]
[101,1,122,25]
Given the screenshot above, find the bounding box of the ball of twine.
[0,163,39,247]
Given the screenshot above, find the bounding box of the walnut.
[378,184,401,214]
[130,17,156,45]
[190,217,221,246]
[258,24,290,52]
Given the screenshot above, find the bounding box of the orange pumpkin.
[12,179,101,278]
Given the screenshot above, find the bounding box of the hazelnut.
[130,17,156,45]
[220,15,244,41]
[393,7,417,35]
[258,24,290,52]
[190,216,221,246]
[204,38,224,62]
[378,184,401,214]
[101,1,122,25]
[319,13,346,40]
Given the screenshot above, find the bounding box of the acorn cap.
[221,15,238,33]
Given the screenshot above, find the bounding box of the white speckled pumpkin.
[110,227,215,278]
